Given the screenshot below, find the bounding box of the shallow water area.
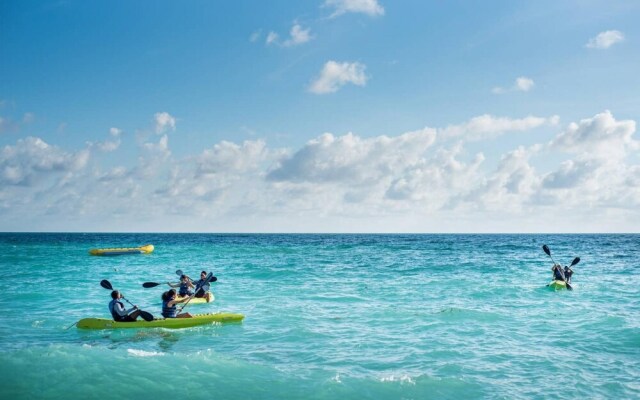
[0,233,638,399]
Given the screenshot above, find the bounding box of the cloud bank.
[1,111,638,232]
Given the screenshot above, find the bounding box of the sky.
[1,0,639,233]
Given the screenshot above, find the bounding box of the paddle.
[542,245,574,290]
[143,276,217,289]
[100,279,155,321]
[179,272,214,312]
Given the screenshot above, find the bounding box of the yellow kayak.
[77,312,244,329]
[89,244,154,256]
[176,292,214,304]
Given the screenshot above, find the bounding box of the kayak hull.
[547,280,567,290]
[176,292,214,304]
[89,244,154,256]
[77,312,244,329]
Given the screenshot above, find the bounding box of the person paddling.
[193,270,213,302]
[108,290,142,322]
[167,275,194,297]
[564,265,574,284]
[161,289,193,319]
[551,263,565,281]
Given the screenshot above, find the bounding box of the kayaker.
[193,270,213,302]
[161,289,193,319]
[108,290,141,322]
[564,265,574,284]
[551,263,565,281]
[167,275,194,297]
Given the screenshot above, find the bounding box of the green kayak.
[77,312,244,329]
[547,280,567,290]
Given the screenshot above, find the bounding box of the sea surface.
[0,233,638,399]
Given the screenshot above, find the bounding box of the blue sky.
[1,0,639,232]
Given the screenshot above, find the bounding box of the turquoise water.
[0,233,638,399]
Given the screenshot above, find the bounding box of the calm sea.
[0,233,638,399]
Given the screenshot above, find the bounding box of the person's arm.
[168,297,189,307]
[113,302,128,317]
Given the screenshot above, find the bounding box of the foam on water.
[0,233,638,399]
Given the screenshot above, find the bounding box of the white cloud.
[283,23,313,47]
[324,0,385,18]
[154,112,176,134]
[267,128,437,184]
[308,61,368,94]
[110,127,122,137]
[440,114,558,141]
[266,31,279,45]
[516,77,534,91]
[0,137,89,186]
[266,23,313,47]
[492,76,535,94]
[195,139,269,177]
[550,110,637,159]
[586,30,624,49]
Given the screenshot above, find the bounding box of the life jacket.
[195,278,210,292]
[109,299,125,321]
[179,282,192,296]
[564,268,573,282]
[162,299,177,318]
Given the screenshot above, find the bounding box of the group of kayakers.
[108,270,213,322]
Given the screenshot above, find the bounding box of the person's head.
[200,271,207,279]
[180,274,188,282]
[162,289,177,301]
[111,290,120,300]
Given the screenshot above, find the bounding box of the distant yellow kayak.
[89,244,154,256]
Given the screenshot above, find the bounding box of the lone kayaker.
[193,270,213,302]
[167,275,194,297]
[161,289,193,319]
[108,290,142,322]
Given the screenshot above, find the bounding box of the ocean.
[0,233,638,399]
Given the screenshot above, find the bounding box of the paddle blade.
[175,269,183,276]
[142,282,161,288]
[100,280,113,290]
[571,257,581,266]
[140,310,154,321]
[211,276,217,283]
[542,245,551,256]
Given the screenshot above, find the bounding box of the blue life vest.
[108,299,125,321]
[553,266,565,280]
[179,282,192,296]
[195,278,210,292]
[162,300,177,318]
